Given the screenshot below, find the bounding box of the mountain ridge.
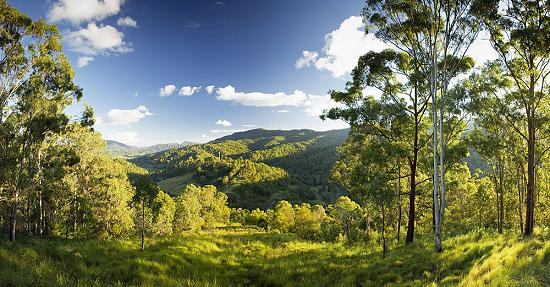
[131,128,350,209]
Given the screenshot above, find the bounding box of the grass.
[0,227,548,287]
[157,173,194,195]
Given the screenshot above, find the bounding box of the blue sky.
[8,0,496,146]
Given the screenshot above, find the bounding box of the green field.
[157,174,195,196]
[1,228,548,287]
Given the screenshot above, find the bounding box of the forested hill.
[106,140,196,157]
[131,128,350,209]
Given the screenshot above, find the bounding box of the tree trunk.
[9,191,18,242]
[397,161,402,242]
[516,166,524,233]
[382,204,387,259]
[525,111,535,236]
[406,159,417,244]
[141,198,145,251]
[498,162,504,234]
[431,30,442,252]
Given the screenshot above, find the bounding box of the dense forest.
[131,128,349,209]
[0,0,549,286]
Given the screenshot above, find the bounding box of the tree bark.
[9,191,18,242]
[525,113,535,236]
[524,72,536,236]
[382,204,387,259]
[397,160,402,242]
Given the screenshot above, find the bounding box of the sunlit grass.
[0,227,548,286]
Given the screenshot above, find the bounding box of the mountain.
[106,140,196,157]
[131,128,350,209]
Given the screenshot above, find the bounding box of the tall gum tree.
[472,0,550,236]
[327,0,478,249]
[0,0,82,241]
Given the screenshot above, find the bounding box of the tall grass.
[0,227,548,286]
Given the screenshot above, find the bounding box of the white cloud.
[100,105,153,125]
[215,85,340,117]
[48,0,125,24]
[205,85,216,94]
[117,16,138,28]
[295,50,319,69]
[104,131,140,146]
[302,95,341,117]
[179,86,201,96]
[215,119,232,127]
[216,85,308,107]
[66,23,132,55]
[242,124,256,127]
[297,16,388,77]
[76,56,94,68]
[159,84,176,97]
[277,109,289,113]
[210,129,244,133]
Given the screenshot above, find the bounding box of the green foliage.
[151,191,176,236]
[292,203,324,240]
[270,200,294,232]
[174,185,230,231]
[328,196,362,237]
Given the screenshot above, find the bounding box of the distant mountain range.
[130,128,351,209]
[106,140,196,157]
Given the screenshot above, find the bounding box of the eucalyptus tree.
[472,0,550,236]
[0,1,82,241]
[325,49,432,245]
[357,0,479,251]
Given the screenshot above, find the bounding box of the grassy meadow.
[0,227,548,287]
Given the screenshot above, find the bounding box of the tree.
[0,0,82,241]
[151,191,176,236]
[329,196,361,238]
[325,49,432,245]
[472,0,550,236]
[271,200,294,232]
[128,172,159,250]
[174,184,229,231]
[293,203,322,239]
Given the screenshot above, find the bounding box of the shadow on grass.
[0,229,548,287]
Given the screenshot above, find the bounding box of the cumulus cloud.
[104,131,140,146]
[296,16,387,77]
[66,23,132,55]
[215,120,232,127]
[210,129,244,133]
[215,85,340,117]
[179,86,201,96]
[76,56,94,68]
[100,105,153,125]
[295,51,319,69]
[48,0,125,24]
[159,84,176,97]
[216,85,308,107]
[302,95,340,117]
[205,85,216,94]
[117,16,138,28]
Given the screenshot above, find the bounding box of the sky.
[8,0,498,146]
